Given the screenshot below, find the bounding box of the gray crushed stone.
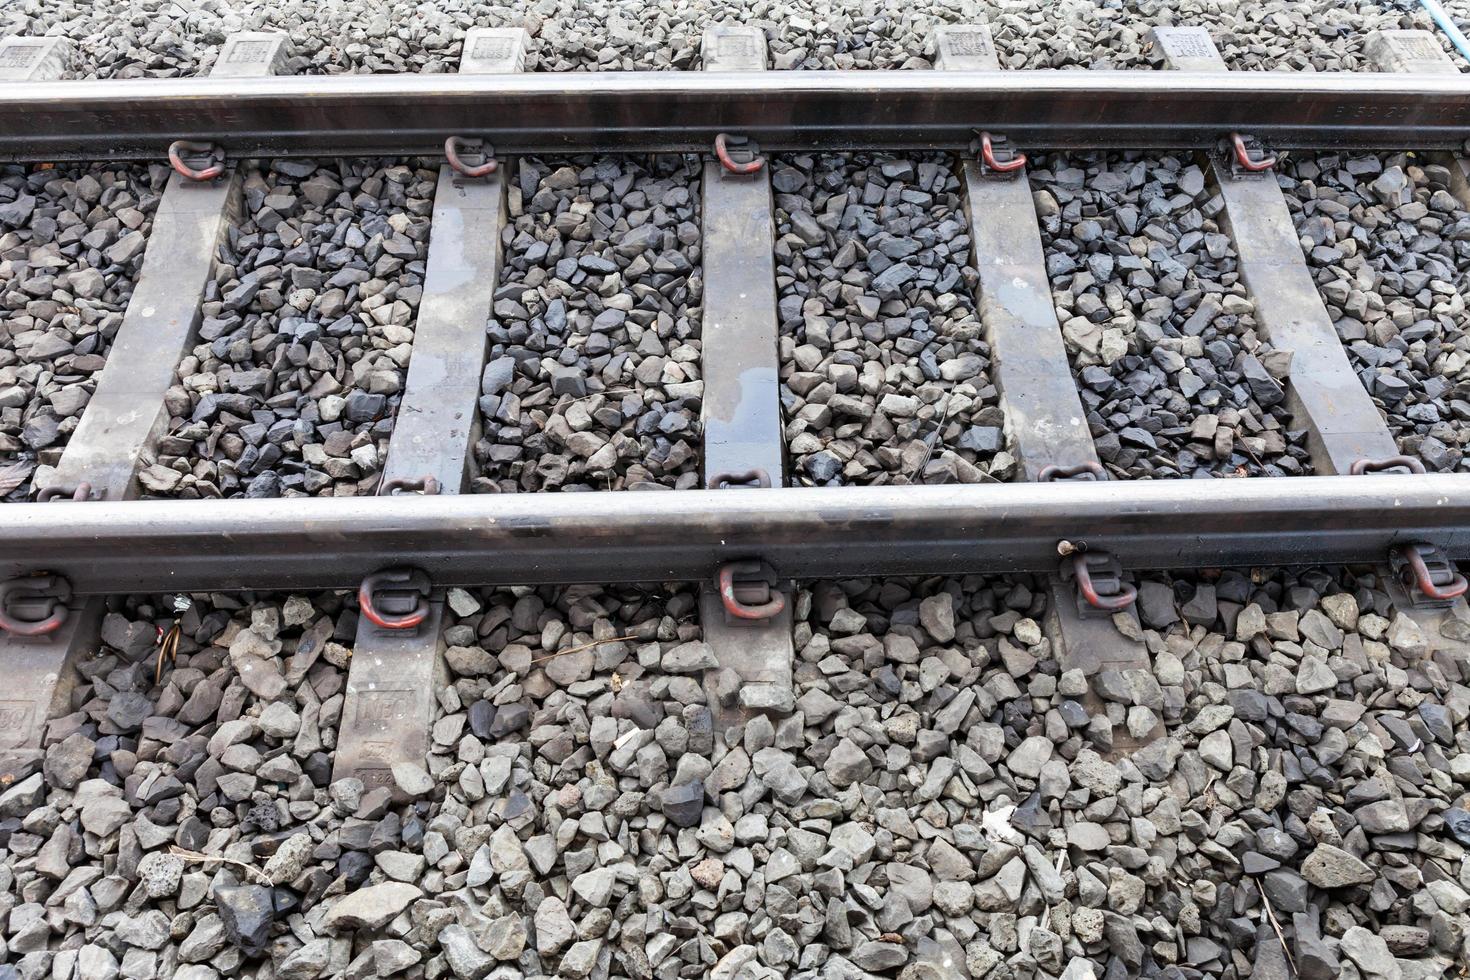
[0,163,165,499]
[472,155,702,493]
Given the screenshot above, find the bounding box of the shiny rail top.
[1,474,1467,593]
[1,69,1469,160]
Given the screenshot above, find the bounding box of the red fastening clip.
[708,469,771,489]
[0,575,71,637]
[167,140,225,182]
[1229,133,1275,173]
[717,560,786,621]
[379,476,442,496]
[36,482,93,502]
[1068,553,1137,612]
[1395,544,1468,602]
[358,568,432,631]
[1038,462,1104,483]
[978,131,1027,174]
[714,133,765,175]
[444,136,498,178]
[1349,455,1426,475]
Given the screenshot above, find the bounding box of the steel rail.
[2,475,1467,594]
[2,70,1470,160]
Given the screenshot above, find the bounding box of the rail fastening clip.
[1038,461,1105,483]
[36,482,94,502]
[167,140,226,182]
[708,469,771,489]
[714,133,765,176]
[1225,132,1276,177]
[717,559,786,622]
[444,136,498,178]
[973,131,1027,177]
[1391,543,1468,608]
[1349,454,1425,475]
[358,568,433,631]
[379,475,442,496]
[1062,552,1137,618]
[0,574,72,637]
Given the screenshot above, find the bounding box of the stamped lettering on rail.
[1159,33,1214,60]
[357,766,394,791]
[933,25,998,70]
[701,26,765,71]
[0,45,42,70]
[461,29,528,73]
[361,738,393,762]
[1393,33,1440,59]
[472,35,515,62]
[715,33,759,62]
[226,39,274,64]
[353,689,411,730]
[0,701,36,749]
[946,30,994,59]
[1388,32,1448,62]
[1150,27,1224,66]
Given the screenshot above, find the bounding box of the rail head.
[2,69,1469,160]
[3,475,1468,594]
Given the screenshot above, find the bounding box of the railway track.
[0,19,1468,980]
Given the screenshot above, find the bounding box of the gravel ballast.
[1279,151,1470,472]
[4,569,1466,978]
[7,0,1457,78]
[775,152,1007,486]
[151,158,434,499]
[4,8,1470,980]
[471,155,702,493]
[0,163,164,500]
[1032,151,1313,479]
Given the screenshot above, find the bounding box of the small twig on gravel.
[1251,874,1297,976]
[566,387,634,407]
[529,634,639,666]
[170,846,271,886]
[155,622,181,686]
[908,396,954,482]
[1040,850,1068,931]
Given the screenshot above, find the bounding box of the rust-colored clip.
[167,140,225,182]
[975,131,1027,176]
[379,476,442,496]
[1227,133,1275,176]
[36,482,94,502]
[0,574,71,637]
[717,560,785,621]
[1391,543,1468,606]
[1038,461,1104,483]
[444,136,497,178]
[708,469,771,489]
[358,568,432,631]
[714,133,764,175]
[709,470,783,619]
[970,130,1029,178]
[1349,455,1426,475]
[1062,552,1137,617]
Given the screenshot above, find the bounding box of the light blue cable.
[1417,0,1470,64]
